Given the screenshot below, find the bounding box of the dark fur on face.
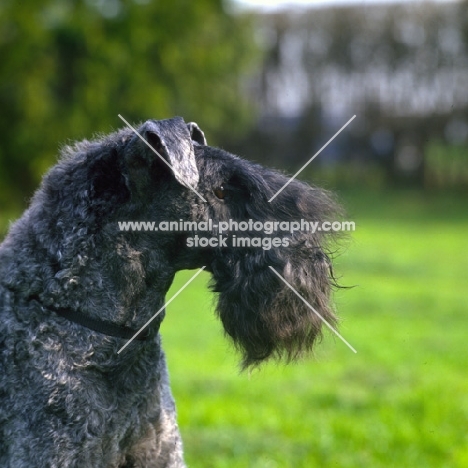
[193,147,341,368]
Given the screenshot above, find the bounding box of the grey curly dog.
[0,117,341,467]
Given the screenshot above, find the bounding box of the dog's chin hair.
[211,250,337,370]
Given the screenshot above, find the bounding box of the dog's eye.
[213,186,226,200]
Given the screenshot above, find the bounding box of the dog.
[0,117,341,467]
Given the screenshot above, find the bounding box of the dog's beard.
[202,163,343,369]
[210,242,337,369]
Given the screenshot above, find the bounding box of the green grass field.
[1,189,466,467]
[161,190,468,467]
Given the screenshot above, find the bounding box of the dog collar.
[31,297,150,341]
[54,307,150,341]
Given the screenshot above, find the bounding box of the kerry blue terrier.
[0,116,341,467]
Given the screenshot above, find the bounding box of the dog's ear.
[137,117,200,189]
[187,122,207,146]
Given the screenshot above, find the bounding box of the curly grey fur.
[0,117,341,467]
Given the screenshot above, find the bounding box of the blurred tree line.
[0,0,258,210]
[230,0,468,190]
[2,0,467,218]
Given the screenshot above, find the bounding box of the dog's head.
[116,117,342,369]
[29,117,342,365]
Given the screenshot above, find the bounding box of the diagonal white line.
[268,266,357,354]
[268,115,356,202]
[118,114,207,202]
[117,266,207,354]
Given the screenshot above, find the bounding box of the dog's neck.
[0,209,177,335]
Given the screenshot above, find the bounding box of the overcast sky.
[233,0,460,11]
